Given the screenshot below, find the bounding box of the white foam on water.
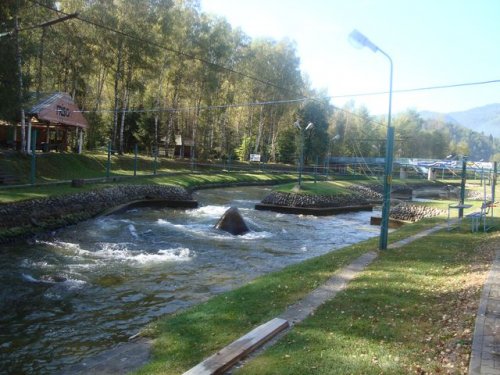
[128,224,139,239]
[43,278,87,299]
[20,259,50,269]
[21,273,43,283]
[158,218,222,239]
[133,248,193,264]
[157,218,171,226]
[94,217,122,230]
[93,243,194,264]
[186,205,229,218]
[22,273,86,288]
[240,231,273,240]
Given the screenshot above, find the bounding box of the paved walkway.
[470,250,500,375]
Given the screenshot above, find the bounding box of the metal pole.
[30,130,37,185]
[492,162,497,203]
[314,155,318,183]
[134,143,138,177]
[106,141,111,179]
[326,154,330,179]
[378,50,394,251]
[191,148,194,172]
[298,129,304,187]
[459,156,467,218]
[153,147,157,175]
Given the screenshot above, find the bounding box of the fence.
[0,146,491,188]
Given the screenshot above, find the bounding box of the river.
[0,186,379,374]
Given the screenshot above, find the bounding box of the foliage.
[1,1,498,162]
[238,229,497,375]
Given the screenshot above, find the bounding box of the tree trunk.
[112,40,123,150]
[254,105,264,154]
[94,66,107,111]
[36,26,47,99]
[270,107,278,162]
[119,87,128,154]
[15,15,26,154]
[118,61,132,154]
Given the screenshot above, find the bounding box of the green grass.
[272,178,447,196]
[134,242,375,375]
[236,224,498,375]
[274,181,351,195]
[133,219,498,374]
[0,151,191,184]
[0,172,298,203]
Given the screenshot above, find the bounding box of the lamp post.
[349,29,394,250]
[295,121,314,188]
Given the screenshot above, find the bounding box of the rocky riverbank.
[259,184,446,222]
[260,190,372,208]
[0,185,194,243]
[389,202,445,222]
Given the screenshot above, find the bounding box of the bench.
[465,201,495,232]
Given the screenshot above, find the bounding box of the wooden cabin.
[0,92,88,153]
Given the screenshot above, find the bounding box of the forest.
[1,0,498,162]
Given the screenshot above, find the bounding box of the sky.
[200,0,500,115]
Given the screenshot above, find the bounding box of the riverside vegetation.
[1,153,498,374]
[134,220,499,375]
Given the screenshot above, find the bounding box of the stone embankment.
[0,185,194,243]
[390,202,445,222]
[260,184,445,223]
[260,191,371,208]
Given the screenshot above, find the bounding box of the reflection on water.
[0,186,378,373]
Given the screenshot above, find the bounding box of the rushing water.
[0,186,379,374]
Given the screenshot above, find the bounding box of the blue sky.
[200,0,500,115]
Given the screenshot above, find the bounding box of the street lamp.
[349,29,394,250]
[295,121,314,188]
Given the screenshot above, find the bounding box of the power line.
[331,79,500,99]
[75,97,310,114]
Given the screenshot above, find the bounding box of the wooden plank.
[183,318,289,375]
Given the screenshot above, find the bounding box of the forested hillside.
[1,0,499,162]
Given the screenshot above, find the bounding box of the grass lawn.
[0,172,299,203]
[133,219,499,374]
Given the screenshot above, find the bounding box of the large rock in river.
[215,207,250,235]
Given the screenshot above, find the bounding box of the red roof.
[26,92,88,129]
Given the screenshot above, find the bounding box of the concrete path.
[469,250,500,375]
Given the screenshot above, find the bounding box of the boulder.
[215,207,250,235]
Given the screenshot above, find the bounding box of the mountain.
[421,103,500,138]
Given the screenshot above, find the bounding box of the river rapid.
[0,186,379,374]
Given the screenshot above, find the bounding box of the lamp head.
[305,122,314,131]
[332,134,340,140]
[348,29,379,53]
